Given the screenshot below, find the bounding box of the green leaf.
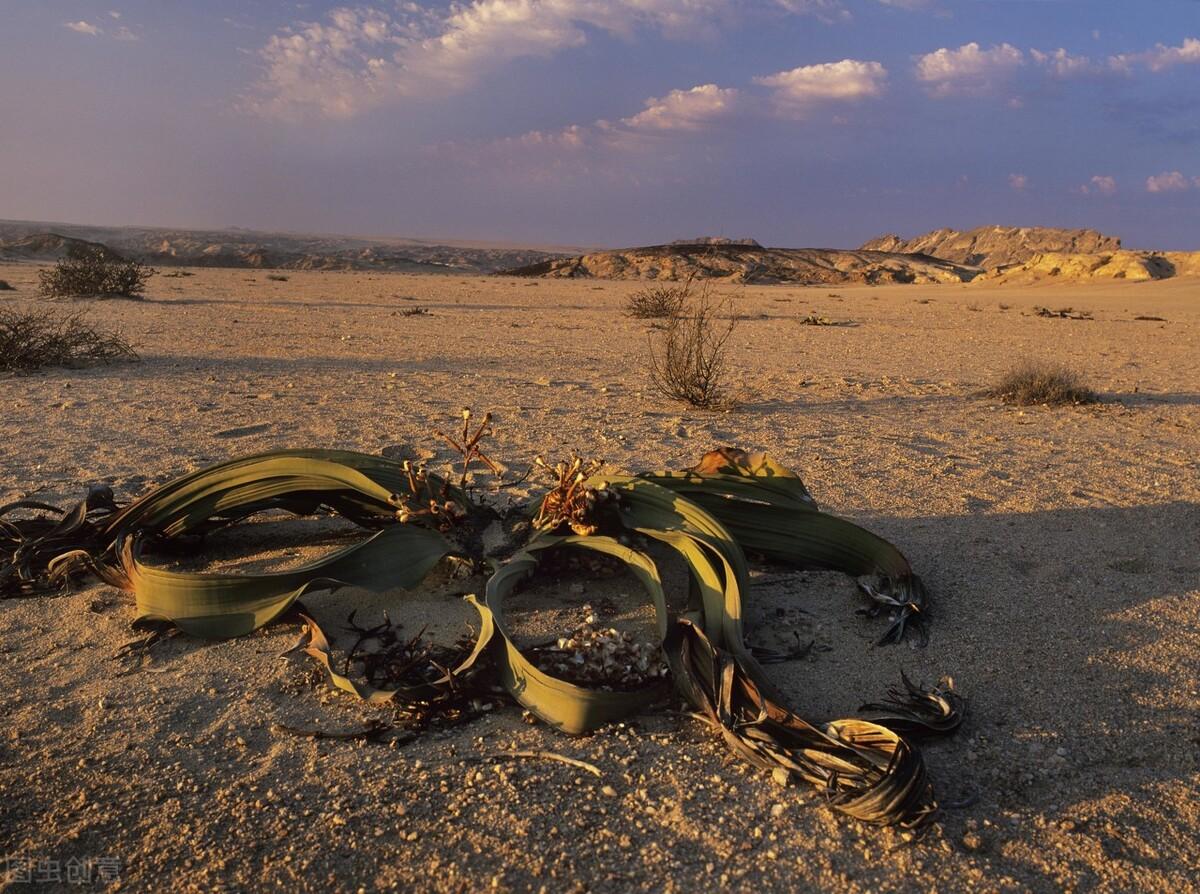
[481,535,671,735]
[127,522,452,638]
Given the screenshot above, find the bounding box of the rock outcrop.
[0,233,126,262]
[504,242,978,285]
[973,250,1200,284]
[861,226,1122,269]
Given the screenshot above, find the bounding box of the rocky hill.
[504,241,978,285]
[972,250,1200,285]
[0,232,127,262]
[0,220,566,274]
[861,226,1122,269]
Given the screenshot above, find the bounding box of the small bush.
[0,280,14,291]
[626,281,689,319]
[0,308,138,372]
[38,245,153,299]
[648,286,738,409]
[266,273,289,282]
[988,362,1096,406]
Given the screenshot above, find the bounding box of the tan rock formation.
[861,226,1121,269]
[505,243,978,284]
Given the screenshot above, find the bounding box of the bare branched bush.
[38,245,153,300]
[0,307,138,372]
[625,279,690,319]
[988,362,1096,406]
[648,286,739,409]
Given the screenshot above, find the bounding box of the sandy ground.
[1,263,1198,892]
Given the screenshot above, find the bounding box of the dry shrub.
[0,280,14,291]
[38,245,153,300]
[625,279,690,319]
[648,286,738,409]
[266,273,289,282]
[0,307,138,372]
[988,362,1096,406]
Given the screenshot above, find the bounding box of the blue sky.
[1,1,1198,248]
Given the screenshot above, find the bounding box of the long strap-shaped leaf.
[593,475,753,600]
[124,522,452,638]
[664,618,936,829]
[480,535,671,735]
[100,450,453,542]
[638,450,927,645]
[38,450,461,637]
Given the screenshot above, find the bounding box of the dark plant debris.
[1034,306,1092,320]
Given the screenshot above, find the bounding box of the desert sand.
[1,262,1198,892]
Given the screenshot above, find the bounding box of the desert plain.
[1,262,1198,892]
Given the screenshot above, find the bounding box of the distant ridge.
[668,237,764,248]
[503,242,978,284]
[0,219,567,274]
[860,226,1121,270]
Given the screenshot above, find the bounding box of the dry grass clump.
[988,361,1097,406]
[625,281,690,319]
[266,273,290,282]
[38,246,153,300]
[648,286,738,409]
[0,307,138,372]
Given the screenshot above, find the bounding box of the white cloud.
[622,84,741,131]
[1111,37,1200,73]
[1144,36,1200,71]
[915,42,1024,96]
[754,59,887,116]
[453,55,893,171]
[64,16,141,41]
[1030,48,1096,78]
[64,21,102,36]
[246,7,406,119]
[1008,173,1028,190]
[244,1,855,120]
[1145,171,1191,193]
[772,0,851,23]
[1080,175,1117,196]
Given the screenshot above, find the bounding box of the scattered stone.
[961,831,986,852]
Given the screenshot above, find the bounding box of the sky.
[1,1,1198,249]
